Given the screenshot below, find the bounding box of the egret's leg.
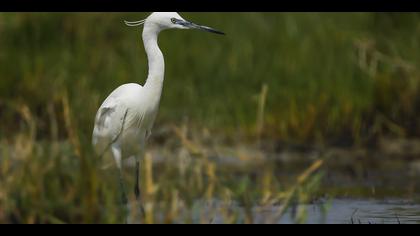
[112,145,128,205]
[135,138,147,201]
[134,153,146,216]
[134,158,141,200]
[118,169,128,205]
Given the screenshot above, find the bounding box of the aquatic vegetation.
[1,12,420,223]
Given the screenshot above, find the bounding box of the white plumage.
[91,12,224,208]
[92,83,159,158]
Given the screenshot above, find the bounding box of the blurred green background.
[1,13,420,144]
[1,13,420,223]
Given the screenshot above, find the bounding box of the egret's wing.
[92,97,127,154]
[92,83,146,155]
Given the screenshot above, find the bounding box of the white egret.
[92,12,224,208]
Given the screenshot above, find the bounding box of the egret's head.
[125,12,225,35]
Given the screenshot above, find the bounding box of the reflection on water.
[127,198,420,224]
[125,141,420,224]
[208,199,420,224]
[277,199,420,224]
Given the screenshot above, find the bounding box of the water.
[126,198,420,224]
[126,142,420,224]
[276,199,420,224]
[202,198,420,224]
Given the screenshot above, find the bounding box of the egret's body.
[91,12,224,208]
[93,83,157,156]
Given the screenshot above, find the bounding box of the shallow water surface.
[275,199,420,224]
[126,198,420,224]
[126,142,420,224]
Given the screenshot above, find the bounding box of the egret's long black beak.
[173,19,225,35]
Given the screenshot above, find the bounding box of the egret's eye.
[171,18,177,24]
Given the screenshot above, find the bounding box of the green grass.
[1,13,420,144]
[0,12,420,223]
[0,116,325,223]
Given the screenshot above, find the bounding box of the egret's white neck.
[143,24,165,91]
